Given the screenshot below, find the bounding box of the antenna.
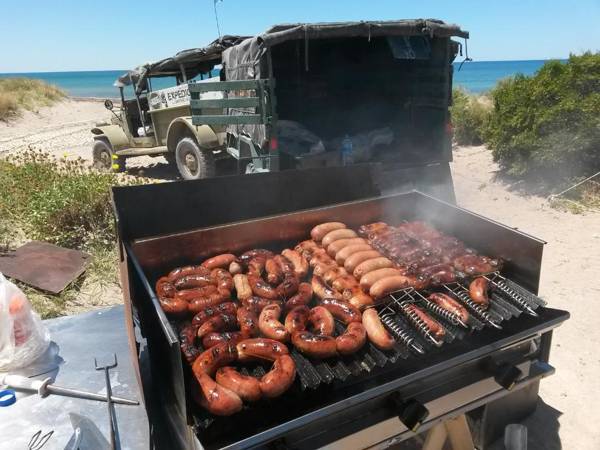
[214,0,222,37]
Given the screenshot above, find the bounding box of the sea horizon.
[0,59,565,98]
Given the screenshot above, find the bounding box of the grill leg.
[422,414,475,450]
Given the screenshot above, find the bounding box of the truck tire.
[175,137,215,180]
[92,139,125,173]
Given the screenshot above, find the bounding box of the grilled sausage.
[175,285,219,302]
[469,277,490,308]
[276,274,300,299]
[332,274,359,293]
[362,308,395,350]
[247,256,268,276]
[320,298,362,324]
[274,254,295,276]
[327,238,367,258]
[216,367,262,402]
[156,276,176,298]
[242,296,281,315]
[359,268,404,291]
[308,306,335,336]
[258,304,289,342]
[345,287,375,310]
[237,306,259,337]
[311,222,347,242]
[322,266,350,285]
[239,249,274,265]
[428,293,470,322]
[311,275,343,301]
[291,332,337,359]
[336,322,367,355]
[158,297,188,316]
[406,304,446,339]
[197,313,238,338]
[236,338,289,362]
[202,332,246,349]
[322,229,358,247]
[294,240,321,260]
[248,274,279,299]
[369,275,412,299]
[211,268,234,292]
[357,222,389,237]
[281,249,309,278]
[179,322,200,363]
[194,372,243,416]
[260,355,296,398]
[353,257,394,279]
[334,243,374,264]
[228,261,243,275]
[344,250,382,273]
[167,265,210,283]
[188,291,232,315]
[192,342,238,376]
[284,306,310,334]
[192,302,238,327]
[174,273,215,290]
[265,258,284,285]
[202,254,238,270]
[233,274,253,301]
[283,282,313,312]
[454,255,501,275]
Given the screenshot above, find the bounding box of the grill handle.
[483,359,524,391]
[389,392,429,433]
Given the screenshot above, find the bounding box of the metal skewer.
[95,354,121,450]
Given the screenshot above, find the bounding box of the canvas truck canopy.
[221,19,469,167]
[114,35,248,93]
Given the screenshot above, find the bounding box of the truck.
[92,20,469,183]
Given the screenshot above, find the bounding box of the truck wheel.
[92,140,125,173]
[175,137,215,180]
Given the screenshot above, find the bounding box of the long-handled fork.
[95,354,121,450]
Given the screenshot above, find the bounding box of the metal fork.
[94,354,120,450]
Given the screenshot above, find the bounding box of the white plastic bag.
[0,273,50,371]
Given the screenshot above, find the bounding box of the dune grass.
[0,78,66,120]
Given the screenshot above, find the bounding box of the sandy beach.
[1,99,599,449]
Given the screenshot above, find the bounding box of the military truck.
[93,20,469,182]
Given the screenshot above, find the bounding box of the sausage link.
[334,243,374,264]
[322,229,358,248]
[247,256,267,276]
[236,338,289,362]
[242,296,281,315]
[239,249,274,265]
[167,265,210,283]
[248,274,279,299]
[159,297,188,316]
[216,367,262,402]
[284,306,310,334]
[291,331,337,359]
[406,304,446,339]
[284,282,313,312]
[194,372,243,416]
[308,306,335,336]
[345,287,375,310]
[311,275,343,301]
[276,274,300,299]
[344,250,382,273]
[211,268,234,292]
[179,322,200,363]
[188,291,232,315]
[202,332,246,349]
[175,285,219,302]
[327,238,368,258]
[353,257,394,279]
[332,274,359,293]
[336,322,367,355]
[359,268,404,291]
[469,277,490,308]
[428,293,470,322]
[362,308,395,350]
[258,304,289,342]
[192,342,238,376]
[197,313,238,339]
[156,276,176,298]
[237,306,260,337]
[192,302,238,327]
[202,254,238,270]
[369,275,413,299]
[322,266,349,286]
[320,298,362,324]
[233,274,253,301]
[265,258,284,285]
[281,249,309,278]
[311,222,347,242]
[260,355,296,398]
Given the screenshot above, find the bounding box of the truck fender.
[166,117,219,153]
[91,124,129,150]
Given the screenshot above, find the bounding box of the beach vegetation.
[0,78,65,120]
[485,52,600,184]
[450,88,492,146]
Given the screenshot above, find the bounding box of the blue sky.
[1,0,598,72]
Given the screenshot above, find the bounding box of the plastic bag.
[0,273,50,371]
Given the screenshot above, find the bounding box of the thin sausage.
[353,257,394,279]
[211,268,234,292]
[236,338,289,362]
[281,249,309,278]
[248,274,279,299]
[320,298,362,324]
[308,306,335,336]
[192,342,238,376]
[362,308,395,350]
[291,331,337,359]
[175,285,218,302]
[344,250,382,273]
[327,238,367,258]
[174,273,214,290]
[265,258,284,285]
[284,282,313,312]
[258,304,289,342]
[322,266,349,286]
[197,314,238,338]
[406,304,446,339]
[167,265,210,283]
[332,274,359,293]
[239,249,274,265]
[311,222,347,242]
[276,274,300,299]
[322,229,358,248]
[188,291,231,314]
[369,275,413,299]
[334,243,373,264]
[194,372,243,416]
[311,275,343,301]
[179,322,200,363]
[345,288,375,310]
[202,332,246,349]
[260,355,296,398]
[237,306,260,337]
[216,367,262,402]
[428,293,470,322]
[192,302,238,327]
[284,306,310,334]
[359,268,404,291]
[469,277,490,308]
[156,277,176,298]
[233,274,253,301]
[336,322,367,355]
[159,297,188,316]
[202,254,238,270]
[242,296,281,315]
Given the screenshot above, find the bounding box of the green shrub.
[486,53,600,181]
[450,88,492,146]
[0,78,65,120]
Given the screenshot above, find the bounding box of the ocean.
[0,60,555,98]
